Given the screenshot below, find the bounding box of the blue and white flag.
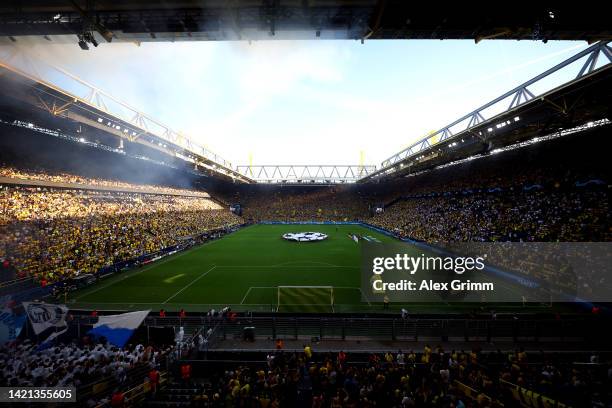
[89,310,149,347]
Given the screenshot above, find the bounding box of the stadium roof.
[0,2,610,46]
[0,40,610,185]
[0,50,252,183]
[360,41,612,182]
[0,4,611,185]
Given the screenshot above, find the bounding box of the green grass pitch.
[67,224,559,314]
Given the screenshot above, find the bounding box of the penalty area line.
[240,287,253,305]
[240,286,276,304]
[163,265,216,304]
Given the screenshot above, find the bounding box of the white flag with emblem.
[22,302,69,335]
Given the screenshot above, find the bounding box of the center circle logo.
[282,232,328,242]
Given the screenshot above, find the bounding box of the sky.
[0,38,594,167]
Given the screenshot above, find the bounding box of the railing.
[94,372,168,408]
[453,380,496,406]
[209,316,593,345]
[68,314,599,345]
[0,276,36,295]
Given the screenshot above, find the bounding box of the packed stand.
[0,165,210,197]
[0,338,169,389]
[0,185,242,283]
[370,188,610,242]
[223,186,368,222]
[367,130,611,243]
[172,346,610,407]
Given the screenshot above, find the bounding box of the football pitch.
[68,224,558,313]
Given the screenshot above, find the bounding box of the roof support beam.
[370,41,611,180]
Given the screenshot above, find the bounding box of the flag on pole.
[23,302,68,335]
[23,302,70,348]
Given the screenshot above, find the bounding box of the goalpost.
[277,286,334,311]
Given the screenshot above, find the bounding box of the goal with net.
[277,286,334,312]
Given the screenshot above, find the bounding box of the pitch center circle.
[282,232,328,242]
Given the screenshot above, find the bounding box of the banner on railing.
[453,381,492,403]
[501,379,569,408]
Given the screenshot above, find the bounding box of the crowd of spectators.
[0,165,210,197]
[364,130,610,245]
[224,187,367,222]
[183,346,609,407]
[0,338,168,389]
[1,184,242,283]
[369,188,610,243]
[365,163,609,289]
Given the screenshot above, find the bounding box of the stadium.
[0,2,611,407]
